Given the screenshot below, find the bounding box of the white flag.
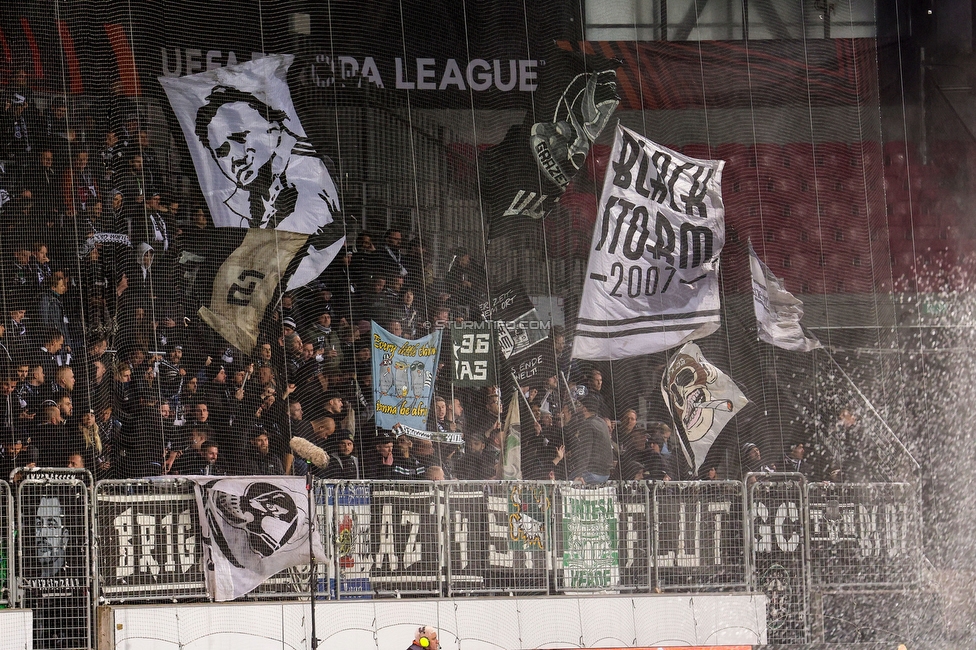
[573,124,725,360]
[661,342,748,474]
[749,241,821,352]
[159,55,345,351]
[189,477,327,601]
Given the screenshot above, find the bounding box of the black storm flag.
[481,43,621,239]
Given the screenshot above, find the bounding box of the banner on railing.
[653,481,745,589]
[749,477,808,644]
[84,479,917,605]
[444,482,551,594]
[329,482,372,598]
[559,486,620,590]
[95,485,204,598]
[806,482,918,586]
[367,484,442,593]
[0,480,11,606]
[189,476,328,601]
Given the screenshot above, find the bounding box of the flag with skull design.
[661,342,748,476]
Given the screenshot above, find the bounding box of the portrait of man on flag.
[160,54,346,352]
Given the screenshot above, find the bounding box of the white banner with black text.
[573,125,725,360]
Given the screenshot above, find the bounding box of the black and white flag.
[661,342,748,474]
[749,241,821,352]
[573,125,725,360]
[189,477,327,601]
[160,55,345,352]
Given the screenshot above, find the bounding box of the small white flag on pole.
[500,390,522,480]
[749,241,821,352]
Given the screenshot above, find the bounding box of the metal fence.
[0,480,11,608]
[654,480,746,592]
[748,474,809,645]
[443,481,551,596]
[0,475,925,649]
[94,478,207,602]
[806,482,921,588]
[16,477,92,650]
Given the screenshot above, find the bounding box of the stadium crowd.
[0,75,843,486]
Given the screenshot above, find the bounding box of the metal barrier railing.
[654,480,746,592]
[0,474,926,649]
[443,481,552,596]
[93,478,207,602]
[16,477,92,649]
[748,473,810,645]
[0,479,12,608]
[806,482,921,588]
[339,481,444,598]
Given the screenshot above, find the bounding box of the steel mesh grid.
[552,483,625,593]
[807,482,921,588]
[444,481,552,595]
[0,480,11,607]
[334,480,443,598]
[652,480,746,592]
[17,478,92,650]
[93,478,206,602]
[748,475,809,645]
[615,480,652,591]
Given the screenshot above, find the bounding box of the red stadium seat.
[682,143,713,159]
[782,142,815,172]
[814,142,852,175]
[754,143,786,173]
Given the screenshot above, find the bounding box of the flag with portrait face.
[160,54,345,352]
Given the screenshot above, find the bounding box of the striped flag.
[573,125,725,360]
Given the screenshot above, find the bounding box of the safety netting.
[0,0,971,646]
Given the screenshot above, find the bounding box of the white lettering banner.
[573,124,725,360]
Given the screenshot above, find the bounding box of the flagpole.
[511,373,539,424]
[559,371,577,412]
[820,349,920,471]
[306,470,319,649]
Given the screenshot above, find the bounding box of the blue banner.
[371,322,443,430]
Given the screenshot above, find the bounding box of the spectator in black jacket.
[570,395,613,484]
[326,429,360,479]
[246,426,284,475]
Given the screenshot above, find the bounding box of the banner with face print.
[159,54,345,352]
[189,477,327,601]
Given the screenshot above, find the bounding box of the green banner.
[561,486,620,590]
